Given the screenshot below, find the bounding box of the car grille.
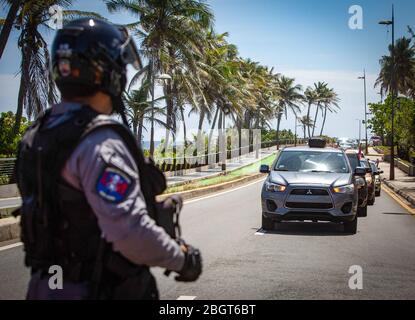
[290,189,329,196]
[286,202,333,209]
[286,188,333,210]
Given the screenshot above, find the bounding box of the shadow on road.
[382,212,411,216]
[257,221,354,236]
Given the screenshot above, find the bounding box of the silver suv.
[260,138,366,234]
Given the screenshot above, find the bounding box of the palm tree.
[298,115,314,140]
[375,37,415,98]
[319,87,340,136]
[311,81,328,137]
[275,76,303,149]
[0,0,101,135]
[304,86,319,138]
[124,86,168,147]
[106,0,214,151]
[0,0,21,59]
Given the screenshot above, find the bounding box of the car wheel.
[262,215,274,231]
[368,197,375,205]
[357,205,367,217]
[344,216,358,234]
[375,190,381,197]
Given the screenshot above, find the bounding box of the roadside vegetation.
[370,33,415,164]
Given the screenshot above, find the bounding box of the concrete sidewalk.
[367,147,415,207]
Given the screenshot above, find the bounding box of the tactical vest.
[15,106,167,298]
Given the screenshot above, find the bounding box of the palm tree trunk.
[303,124,306,139]
[306,102,312,138]
[0,0,20,60]
[320,106,328,136]
[180,106,187,148]
[276,113,282,150]
[208,107,219,147]
[137,117,144,147]
[198,110,205,131]
[312,103,319,137]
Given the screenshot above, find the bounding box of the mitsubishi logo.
[306,189,313,195]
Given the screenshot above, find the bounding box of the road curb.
[158,173,266,202]
[0,217,20,243]
[382,179,415,207]
[0,173,267,243]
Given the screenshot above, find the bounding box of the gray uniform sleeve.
[61,128,185,272]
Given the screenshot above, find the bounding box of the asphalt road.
[1,179,415,300]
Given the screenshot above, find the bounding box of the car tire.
[357,205,367,217]
[375,190,381,197]
[262,215,274,231]
[368,197,375,206]
[344,216,358,234]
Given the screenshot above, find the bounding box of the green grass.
[165,152,277,194]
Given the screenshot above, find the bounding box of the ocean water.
[141,141,161,151]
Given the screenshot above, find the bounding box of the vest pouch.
[154,200,177,239]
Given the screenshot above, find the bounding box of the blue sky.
[1,0,415,140]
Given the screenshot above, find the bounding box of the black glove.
[175,244,202,282]
[170,195,183,212]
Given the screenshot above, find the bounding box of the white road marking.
[184,178,265,205]
[177,295,197,300]
[0,242,23,252]
[254,229,267,236]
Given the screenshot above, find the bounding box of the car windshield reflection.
[274,151,349,173]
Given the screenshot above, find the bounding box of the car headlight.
[332,184,354,193]
[265,181,287,192]
[365,176,373,184]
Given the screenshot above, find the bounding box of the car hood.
[269,171,351,187]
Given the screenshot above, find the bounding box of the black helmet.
[51,18,142,99]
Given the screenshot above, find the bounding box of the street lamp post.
[149,64,172,157]
[356,119,362,146]
[379,5,395,180]
[294,116,298,147]
[358,69,368,155]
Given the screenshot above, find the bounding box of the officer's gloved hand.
[175,244,202,282]
[170,195,183,212]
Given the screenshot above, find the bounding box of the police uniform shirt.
[56,102,185,272]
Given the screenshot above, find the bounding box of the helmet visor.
[118,26,142,70]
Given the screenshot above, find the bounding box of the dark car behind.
[346,150,369,217]
[360,158,376,206]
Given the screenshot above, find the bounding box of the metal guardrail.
[0,139,308,185]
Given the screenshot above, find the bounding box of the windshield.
[360,160,370,168]
[274,151,350,173]
[370,162,378,173]
[346,154,359,170]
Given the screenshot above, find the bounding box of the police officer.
[15,18,202,300]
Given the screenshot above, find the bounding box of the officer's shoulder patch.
[95,166,133,203]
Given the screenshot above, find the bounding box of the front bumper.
[261,184,357,223]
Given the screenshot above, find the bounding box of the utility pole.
[379,5,395,180]
[358,69,368,155]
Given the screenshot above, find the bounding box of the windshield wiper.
[308,170,335,173]
[274,168,289,171]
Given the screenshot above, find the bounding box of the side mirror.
[260,164,270,174]
[355,167,366,177]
